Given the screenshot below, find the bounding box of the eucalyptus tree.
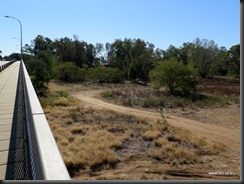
[109,38,155,82]
[162,45,180,61]
[150,58,197,96]
[95,43,104,58]
[23,35,57,95]
[54,37,74,63]
[213,46,229,76]
[178,42,194,65]
[85,43,96,67]
[190,38,219,78]
[227,44,240,78]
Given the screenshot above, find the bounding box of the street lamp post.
[4,15,23,60]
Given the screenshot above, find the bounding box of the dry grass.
[149,144,198,165]
[61,129,123,171]
[149,126,225,166]
[41,81,228,177]
[154,137,168,147]
[100,77,240,109]
[53,97,69,106]
[142,130,161,141]
[165,127,225,155]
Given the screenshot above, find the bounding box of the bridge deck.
[0,61,30,179]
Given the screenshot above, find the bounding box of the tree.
[23,44,34,55]
[24,35,57,96]
[4,53,21,61]
[162,45,180,61]
[178,42,194,65]
[227,44,240,78]
[95,43,104,58]
[54,36,97,67]
[213,46,229,76]
[150,58,198,96]
[54,37,74,63]
[85,43,96,67]
[190,38,219,78]
[109,38,154,82]
[154,48,164,61]
[57,62,85,82]
[26,59,51,96]
[32,35,55,56]
[87,66,124,83]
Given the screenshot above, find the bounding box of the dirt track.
[73,89,240,179]
[74,90,240,159]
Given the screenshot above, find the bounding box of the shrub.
[143,97,164,108]
[87,66,124,83]
[53,97,69,106]
[150,59,198,96]
[56,90,68,98]
[57,62,86,82]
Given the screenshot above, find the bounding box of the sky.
[0,0,240,57]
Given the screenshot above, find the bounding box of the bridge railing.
[0,60,16,72]
[21,60,71,180]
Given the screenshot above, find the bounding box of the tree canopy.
[16,34,239,96]
[150,58,198,96]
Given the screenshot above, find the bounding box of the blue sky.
[0,0,240,56]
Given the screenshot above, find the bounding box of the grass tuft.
[142,130,161,141]
[150,143,198,165]
[56,90,69,98]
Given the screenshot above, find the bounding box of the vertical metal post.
[4,16,23,60]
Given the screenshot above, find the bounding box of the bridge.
[0,60,70,180]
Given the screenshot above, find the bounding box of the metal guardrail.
[0,60,16,72]
[21,60,71,180]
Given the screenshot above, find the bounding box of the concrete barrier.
[0,60,16,72]
[21,60,71,180]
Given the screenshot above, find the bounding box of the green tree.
[54,37,74,63]
[4,53,21,61]
[109,38,154,82]
[178,42,194,65]
[162,45,180,61]
[85,43,96,67]
[154,48,164,61]
[54,36,97,67]
[26,59,51,96]
[227,44,240,78]
[95,43,104,58]
[150,58,198,96]
[57,62,85,82]
[24,35,57,96]
[213,46,229,76]
[87,66,124,83]
[190,38,219,78]
[32,35,55,56]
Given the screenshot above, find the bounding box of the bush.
[150,59,198,96]
[87,66,124,83]
[26,59,52,96]
[143,98,164,108]
[56,90,68,98]
[57,62,86,82]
